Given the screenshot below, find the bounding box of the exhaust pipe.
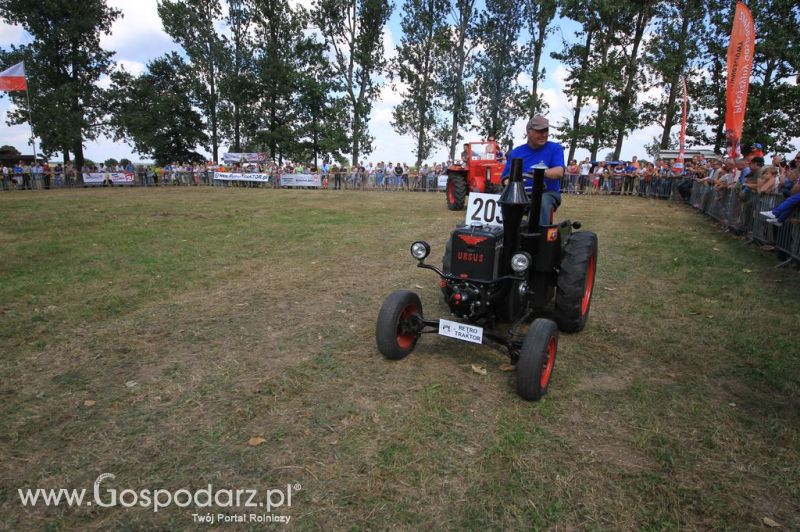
[527,163,547,233]
[498,158,527,274]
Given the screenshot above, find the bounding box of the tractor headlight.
[410,241,431,261]
[510,252,531,273]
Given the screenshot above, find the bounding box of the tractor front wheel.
[446,172,467,210]
[555,231,598,333]
[376,290,423,360]
[516,319,559,401]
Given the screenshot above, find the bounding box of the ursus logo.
[457,235,488,246]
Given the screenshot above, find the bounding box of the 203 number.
[469,196,503,225]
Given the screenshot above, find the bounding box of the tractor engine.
[442,225,506,320]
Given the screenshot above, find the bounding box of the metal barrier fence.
[688,182,800,264]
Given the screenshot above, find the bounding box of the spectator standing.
[42,162,51,189]
[2,164,9,190]
[21,161,31,190]
[566,160,579,193]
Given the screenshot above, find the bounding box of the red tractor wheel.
[516,319,559,401]
[554,231,598,333]
[446,172,467,210]
[376,290,423,360]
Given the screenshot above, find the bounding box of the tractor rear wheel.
[516,319,559,401]
[446,172,467,210]
[554,231,598,333]
[376,290,423,360]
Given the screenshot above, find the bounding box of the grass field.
[0,187,798,530]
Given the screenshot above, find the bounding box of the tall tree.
[610,0,658,159]
[440,0,478,160]
[107,54,208,165]
[695,0,733,153]
[158,0,225,162]
[551,0,600,162]
[523,0,557,116]
[643,0,705,151]
[316,0,392,165]
[740,0,800,153]
[0,0,120,173]
[219,0,258,153]
[392,0,450,166]
[472,0,526,146]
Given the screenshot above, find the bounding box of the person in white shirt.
[579,158,591,194]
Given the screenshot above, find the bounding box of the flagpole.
[23,62,38,163]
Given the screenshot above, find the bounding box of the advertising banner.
[278,174,321,187]
[83,172,135,185]
[213,172,272,183]
[222,153,267,164]
[725,2,755,158]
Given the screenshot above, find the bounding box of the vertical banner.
[725,1,755,159]
[674,78,688,174]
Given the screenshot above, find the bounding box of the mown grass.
[0,187,798,530]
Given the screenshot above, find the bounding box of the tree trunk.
[658,7,691,150]
[567,29,594,163]
[612,7,648,160]
[529,19,547,116]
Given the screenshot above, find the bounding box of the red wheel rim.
[396,304,419,349]
[446,181,455,204]
[540,336,556,389]
[581,254,596,316]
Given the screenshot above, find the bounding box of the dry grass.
[0,188,798,530]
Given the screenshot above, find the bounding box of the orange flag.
[725,2,755,159]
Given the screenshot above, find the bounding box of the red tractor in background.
[446,140,506,210]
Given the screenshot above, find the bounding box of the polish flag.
[0,62,27,91]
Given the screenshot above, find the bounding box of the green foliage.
[472,0,526,145]
[391,0,450,166]
[106,53,208,165]
[158,0,226,162]
[521,0,557,117]
[103,158,118,167]
[0,0,120,169]
[316,0,392,164]
[0,145,20,155]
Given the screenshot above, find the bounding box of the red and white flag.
[0,62,27,91]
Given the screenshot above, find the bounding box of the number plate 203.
[465,192,503,228]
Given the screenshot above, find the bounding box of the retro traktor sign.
[17,473,298,524]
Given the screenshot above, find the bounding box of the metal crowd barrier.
[688,182,800,264]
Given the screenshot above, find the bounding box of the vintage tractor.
[446,140,505,211]
[376,160,598,401]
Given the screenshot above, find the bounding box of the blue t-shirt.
[501,141,565,193]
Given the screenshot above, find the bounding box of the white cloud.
[383,26,396,61]
[100,1,179,63]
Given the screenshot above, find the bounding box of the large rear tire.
[516,319,559,401]
[446,173,467,210]
[376,290,423,360]
[554,231,598,333]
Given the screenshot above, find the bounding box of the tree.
[104,158,118,167]
[523,0,557,116]
[316,0,392,165]
[0,0,120,174]
[218,0,258,153]
[0,145,20,156]
[439,0,478,160]
[392,0,450,166]
[609,0,659,160]
[158,0,225,162]
[472,0,526,146]
[740,0,800,154]
[107,54,208,165]
[551,0,600,162]
[642,0,705,151]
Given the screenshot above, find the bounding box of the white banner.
[438,175,448,189]
[214,172,271,183]
[83,172,135,185]
[222,152,266,164]
[279,173,321,187]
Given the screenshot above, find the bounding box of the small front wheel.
[376,290,423,360]
[516,319,559,401]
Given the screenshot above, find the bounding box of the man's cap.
[526,115,549,130]
[751,156,765,165]
[753,143,763,149]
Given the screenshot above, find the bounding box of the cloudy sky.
[0,0,666,164]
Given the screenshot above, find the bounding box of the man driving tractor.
[501,115,565,226]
